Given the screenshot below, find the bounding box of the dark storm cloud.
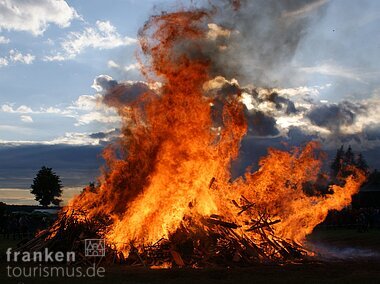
[308,103,354,130]
[266,92,298,114]
[245,109,279,136]
[307,101,367,132]
[287,126,318,143]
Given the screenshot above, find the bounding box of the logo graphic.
[85,239,105,257]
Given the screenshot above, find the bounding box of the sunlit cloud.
[46,21,137,61]
[0,36,10,44]
[20,115,33,123]
[299,63,365,83]
[0,0,79,36]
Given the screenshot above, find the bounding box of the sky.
[0,0,380,203]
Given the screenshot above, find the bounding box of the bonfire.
[19,3,365,268]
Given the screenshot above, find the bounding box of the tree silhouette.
[355,153,369,173]
[331,145,370,181]
[81,182,96,194]
[331,145,344,177]
[344,145,354,166]
[30,166,63,207]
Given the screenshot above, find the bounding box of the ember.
[20,3,366,268]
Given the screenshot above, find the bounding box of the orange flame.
[67,9,365,254]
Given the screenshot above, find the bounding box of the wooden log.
[232,200,240,208]
[208,177,216,189]
[246,219,281,231]
[238,204,255,215]
[205,217,240,229]
[170,249,185,267]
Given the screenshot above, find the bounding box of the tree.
[331,145,344,177]
[30,166,63,207]
[331,145,370,182]
[81,182,96,194]
[355,153,369,173]
[344,145,354,166]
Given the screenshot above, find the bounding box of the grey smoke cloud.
[150,0,327,88]
[204,0,328,85]
[102,81,154,108]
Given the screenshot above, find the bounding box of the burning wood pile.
[19,1,366,269]
[17,209,111,265]
[19,192,309,268]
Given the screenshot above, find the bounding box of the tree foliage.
[330,145,370,180]
[356,153,369,173]
[30,166,63,207]
[331,145,345,177]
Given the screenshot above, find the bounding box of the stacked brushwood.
[119,196,309,268]
[17,209,112,265]
[18,198,309,267]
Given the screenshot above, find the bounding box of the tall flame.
[68,8,365,253]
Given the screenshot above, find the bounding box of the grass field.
[1,229,380,284]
